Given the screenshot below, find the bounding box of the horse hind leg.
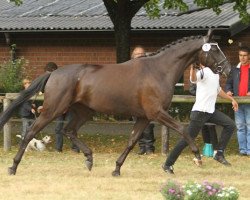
[63,104,94,171]
[8,134,33,175]
[64,129,93,171]
[112,118,150,177]
[8,114,55,175]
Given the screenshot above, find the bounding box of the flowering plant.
[184,181,208,200]
[161,180,239,200]
[217,187,239,200]
[160,180,184,200]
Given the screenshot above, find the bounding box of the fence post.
[161,125,170,155]
[3,98,11,151]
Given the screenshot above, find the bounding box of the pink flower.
[206,185,212,190]
[168,189,176,194]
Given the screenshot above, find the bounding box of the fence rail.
[1,93,250,153]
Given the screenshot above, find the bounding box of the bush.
[0,57,29,93]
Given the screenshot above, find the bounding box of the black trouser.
[138,123,155,152]
[55,113,79,151]
[165,110,236,166]
[202,124,218,150]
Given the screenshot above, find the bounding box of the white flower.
[186,190,192,195]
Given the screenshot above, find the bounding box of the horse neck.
[156,38,204,83]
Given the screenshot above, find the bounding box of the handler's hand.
[232,99,238,112]
[227,91,233,97]
[37,106,43,113]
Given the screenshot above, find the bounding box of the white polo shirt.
[191,67,221,113]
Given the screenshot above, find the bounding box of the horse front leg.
[156,110,201,161]
[112,118,149,177]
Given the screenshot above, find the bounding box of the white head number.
[202,43,211,52]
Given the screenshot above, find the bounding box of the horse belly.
[89,95,137,115]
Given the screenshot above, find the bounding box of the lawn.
[0,132,250,200]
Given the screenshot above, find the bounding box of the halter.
[202,42,228,74]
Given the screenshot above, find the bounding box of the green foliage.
[163,0,189,11]
[194,0,224,14]
[8,0,250,23]
[0,57,28,93]
[144,0,249,23]
[144,0,162,18]
[194,0,250,23]
[8,0,23,6]
[145,0,189,18]
[232,0,250,24]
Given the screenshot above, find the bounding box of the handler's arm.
[218,89,238,111]
[190,64,197,83]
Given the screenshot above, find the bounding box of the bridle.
[201,42,228,75]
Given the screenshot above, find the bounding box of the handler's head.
[131,46,146,59]
[44,62,58,72]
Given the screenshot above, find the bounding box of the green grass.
[0,132,249,200]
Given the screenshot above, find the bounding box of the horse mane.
[147,35,203,57]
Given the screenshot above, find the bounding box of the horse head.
[199,29,231,77]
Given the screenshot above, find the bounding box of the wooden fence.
[1,93,250,153]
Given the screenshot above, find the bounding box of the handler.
[163,63,238,174]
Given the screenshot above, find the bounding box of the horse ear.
[205,29,214,42]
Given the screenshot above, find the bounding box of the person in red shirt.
[226,46,250,156]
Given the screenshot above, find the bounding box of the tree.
[8,0,250,63]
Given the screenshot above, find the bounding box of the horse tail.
[0,73,51,129]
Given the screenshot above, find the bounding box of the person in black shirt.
[19,78,36,138]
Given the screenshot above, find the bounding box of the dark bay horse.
[0,30,231,176]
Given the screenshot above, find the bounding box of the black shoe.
[214,153,231,166]
[137,149,146,155]
[162,164,174,174]
[239,153,247,156]
[56,149,62,152]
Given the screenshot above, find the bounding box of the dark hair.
[239,46,249,53]
[44,62,58,72]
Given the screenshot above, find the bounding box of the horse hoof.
[85,160,93,171]
[112,171,120,177]
[193,158,202,166]
[8,167,16,175]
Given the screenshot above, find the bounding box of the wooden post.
[161,125,170,155]
[3,98,11,151]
